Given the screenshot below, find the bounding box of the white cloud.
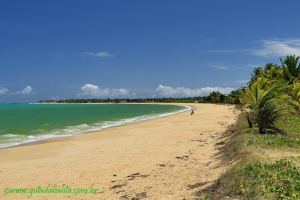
[251,39,300,57]
[0,87,8,95]
[197,38,300,57]
[210,64,228,70]
[79,83,130,98]
[16,86,33,95]
[247,64,261,68]
[234,80,248,84]
[155,84,234,97]
[78,84,235,98]
[84,51,114,58]
[209,63,259,71]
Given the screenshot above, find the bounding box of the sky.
[1,0,300,102]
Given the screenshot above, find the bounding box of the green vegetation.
[291,83,300,111]
[241,78,290,134]
[281,55,300,84]
[216,159,300,200]
[199,55,300,199]
[241,55,300,134]
[200,113,300,200]
[245,113,300,148]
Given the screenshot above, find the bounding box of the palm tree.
[225,89,242,104]
[241,77,291,134]
[281,55,300,84]
[209,91,225,103]
[248,67,264,85]
[291,83,300,110]
[264,63,283,81]
[248,64,283,86]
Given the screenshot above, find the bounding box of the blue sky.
[1,0,300,102]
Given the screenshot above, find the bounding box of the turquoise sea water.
[0,104,187,148]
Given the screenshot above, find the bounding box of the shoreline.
[0,103,238,200]
[0,104,190,149]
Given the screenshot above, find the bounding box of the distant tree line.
[39,90,241,104]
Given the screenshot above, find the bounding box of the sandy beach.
[0,103,238,200]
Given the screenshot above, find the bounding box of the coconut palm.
[264,63,283,81]
[291,83,300,110]
[241,77,291,134]
[281,55,300,84]
[248,64,283,86]
[248,67,264,85]
[209,91,224,103]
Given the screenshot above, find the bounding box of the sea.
[0,103,188,148]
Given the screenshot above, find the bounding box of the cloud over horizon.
[155,84,234,97]
[77,84,235,99]
[15,86,33,95]
[0,87,9,95]
[79,83,131,98]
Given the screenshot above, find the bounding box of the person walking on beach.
[191,109,194,115]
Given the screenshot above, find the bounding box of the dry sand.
[0,103,238,200]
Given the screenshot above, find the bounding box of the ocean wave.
[0,105,190,149]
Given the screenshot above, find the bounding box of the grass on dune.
[199,112,300,200]
[201,159,300,200]
[244,113,300,148]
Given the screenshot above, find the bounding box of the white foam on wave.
[0,105,190,149]
[0,133,67,148]
[2,134,18,138]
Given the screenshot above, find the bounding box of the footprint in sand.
[110,183,127,190]
[175,155,189,161]
[216,141,225,146]
[190,139,205,143]
[121,191,147,200]
[156,163,175,167]
[126,172,149,180]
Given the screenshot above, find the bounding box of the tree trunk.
[247,115,253,128]
[258,124,265,134]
